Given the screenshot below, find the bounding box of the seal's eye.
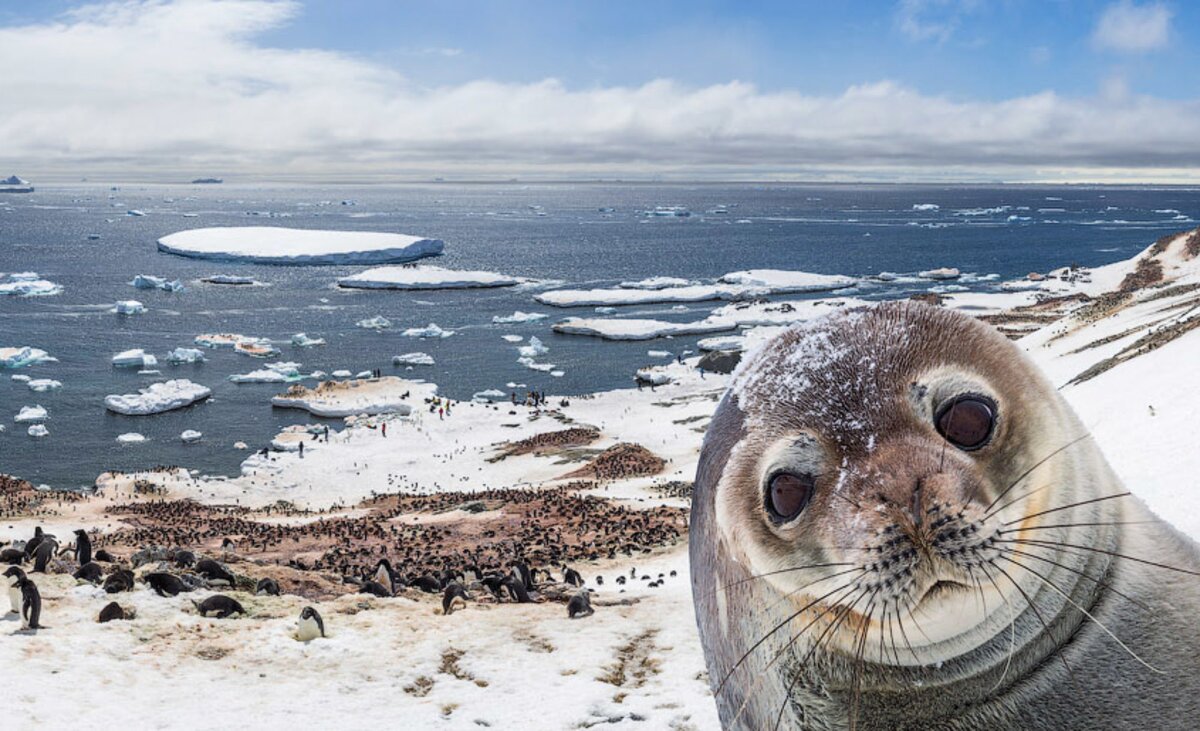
[766,472,814,523]
[935,395,996,451]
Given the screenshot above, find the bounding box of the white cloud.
[1093,1,1172,53]
[2,0,1200,181]
[894,0,978,43]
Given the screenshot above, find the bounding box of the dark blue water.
[1,182,1196,488]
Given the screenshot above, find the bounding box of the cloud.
[1093,1,1172,53]
[894,0,978,43]
[2,0,1200,181]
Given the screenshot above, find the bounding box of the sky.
[1,0,1199,182]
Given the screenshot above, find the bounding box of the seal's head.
[691,301,1121,729]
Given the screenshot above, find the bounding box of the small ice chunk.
[331,370,353,378]
[112,349,156,368]
[291,333,326,347]
[912,203,940,211]
[0,347,56,368]
[15,405,48,423]
[181,429,203,443]
[166,347,206,364]
[27,378,62,392]
[392,352,435,366]
[517,336,549,358]
[0,273,63,297]
[492,311,548,324]
[501,335,524,343]
[402,323,454,338]
[117,433,147,444]
[27,424,49,438]
[918,267,961,280]
[647,350,672,358]
[130,275,184,292]
[472,389,507,402]
[113,300,147,315]
[11,374,31,382]
[356,316,392,330]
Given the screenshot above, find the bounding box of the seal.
[690,301,1200,730]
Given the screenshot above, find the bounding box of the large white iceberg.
[0,347,56,368]
[158,226,444,265]
[0,273,62,297]
[392,352,435,366]
[104,379,212,415]
[492,311,547,324]
[113,300,147,315]
[131,275,184,292]
[338,265,521,290]
[229,362,307,384]
[112,349,158,368]
[552,317,737,341]
[718,269,857,292]
[15,405,48,423]
[402,323,454,338]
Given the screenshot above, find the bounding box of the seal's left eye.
[766,473,814,523]
[935,395,996,451]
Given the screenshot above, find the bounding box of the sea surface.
[1,182,1196,489]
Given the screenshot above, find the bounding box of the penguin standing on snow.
[4,566,24,614]
[296,606,325,641]
[73,529,92,567]
[18,576,43,629]
[561,565,584,587]
[441,582,470,615]
[31,539,57,573]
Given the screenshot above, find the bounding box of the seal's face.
[714,302,1071,659]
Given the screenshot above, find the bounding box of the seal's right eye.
[766,472,814,523]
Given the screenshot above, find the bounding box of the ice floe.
[401,323,454,338]
[918,267,961,280]
[27,424,48,438]
[130,275,184,292]
[166,347,206,364]
[26,379,61,392]
[116,433,147,444]
[537,269,854,308]
[618,276,698,290]
[472,389,508,402]
[202,274,267,286]
[112,349,158,368]
[158,226,444,265]
[0,347,56,368]
[112,300,146,315]
[912,203,940,211]
[234,340,280,358]
[516,336,549,358]
[230,362,307,384]
[356,316,392,330]
[270,377,435,418]
[552,317,737,340]
[501,334,524,343]
[291,333,326,347]
[718,269,857,292]
[15,405,48,423]
[392,352,435,366]
[338,265,522,290]
[0,272,62,297]
[492,311,547,324]
[104,379,212,415]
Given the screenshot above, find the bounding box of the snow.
[392,352,435,366]
[270,377,436,418]
[0,346,56,368]
[158,227,444,265]
[26,378,62,392]
[918,267,961,280]
[356,316,391,330]
[553,316,737,340]
[229,363,307,384]
[116,433,147,444]
[472,389,508,402]
[104,379,212,415]
[635,367,673,385]
[166,348,206,364]
[0,272,62,296]
[291,333,326,347]
[202,274,266,286]
[492,311,547,324]
[538,269,854,308]
[180,430,203,443]
[234,341,280,358]
[113,300,146,315]
[718,268,857,292]
[618,276,698,289]
[14,405,48,423]
[112,349,158,368]
[26,424,48,438]
[131,274,184,292]
[338,265,522,290]
[402,323,454,339]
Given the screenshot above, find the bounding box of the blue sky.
[1,1,1198,181]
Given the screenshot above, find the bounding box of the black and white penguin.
[501,575,533,604]
[192,594,245,619]
[73,562,104,584]
[511,562,535,592]
[98,601,133,623]
[561,565,584,587]
[358,580,392,598]
[221,537,236,552]
[31,538,57,573]
[146,572,191,597]
[23,527,46,560]
[567,590,594,619]
[4,566,24,614]
[441,582,470,615]
[195,558,237,587]
[18,576,42,629]
[255,577,281,596]
[372,559,397,593]
[297,606,325,641]
[410,574,441,594]
[480,574,506,598]
[73,529,92,567]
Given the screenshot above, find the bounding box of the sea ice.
[501,335,524,343]
[130,275,184,292]
[27,424,49,438]
[234,340,281,358]
[202,274,266,286]
[718,269,857,292]
[0,273,63,297]
[492,311,548,324]
[536,283,752,308]
[919,267,962,280]
[618,276,698,290]
[648,350,673,358]
[0,347,56,368]
[472,389,507,402]
[912,203,940,211]
[180,430,203,443]
[392,353,435,366]
[229,362,306,384]
[15,405,48,423]
[158,226,444,265]
[26,379,61,392]
[104,379,212,415]
[113,300,147,315]
[516,336,549,358]
[338,265,521,290]
[112,349,157,368]
[552,317,737,341]
[116,433,147,444]
[331,370,353,378]
[166,347,206,364]
[291,333,326,347]
[402,323,454,338]
[636,368,673,386]
[356,316,392,330]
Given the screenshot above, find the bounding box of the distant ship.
[0,175,34,193]
[191,177,224,184]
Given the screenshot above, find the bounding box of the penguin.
[146,572,191,597]
[98,602,133,623]
[94,549,115,563]
[103,568,135,594]
[195,558,237,587]
[4,566,24,614]
[512,562,535,592]
[221,537,236,552]
[615,575,627,586]
[73,529,92,567]
[441,582,470,615]
[296,606,325,641]
[595,575,605,586]
[192,595,245,619]
[23,527,45,560]
[411,574,441,594]
[480,574,506,598]
[18,576,42,629]
[372,559,397,593]
[567,590,594,619]
[31,538,57,573]
[562,565,584,587]
[173,549,196,569]
[255,577,280,596]
[1,548,23,564]
[359,580,392,598]
[73,562,103,584]
[501,575,533,604]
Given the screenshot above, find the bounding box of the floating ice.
[392,352,435,366]
[338,265,521,290]
[356,316,392,330]
[27,424,48,438]
[618,276,698,290]
[230,362,306,384]
[331,370,353,378]
[536,283,753,308]
[202,274,266,286]
[401,323,454,338]
[918,267,961,280]
[112,349,157,368]
[11,374,30,382]
[552,317,737,341]
[234,340,280,358]
[492,311,548,324]
[15,405,48,423]
[180,429,203,443]
[116,433,147,444]
[0,347,56,368]
[518,358,556,372]
[355,370,373,379]
[158,226,444,265]
[0,272,62,297]
[166,347,206,364]
[130,275,184,292]
[718,269,857,293]
[501,335,524,343]
[291,333,326,347]
[472,389,507,402]
[113,300,147,315]
[194,333,258,348]
[912,203,940,211]
[27,379,61,392]
[104,379,212,415]
[517,336,549,358]
[648,350,673,358]
[126,209,146,217]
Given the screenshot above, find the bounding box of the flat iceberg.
[492,311,547,324]
[230,362,306,384]
[202,274,266,286]
[501,334,524,343]
[112,349,158,368]
[618,276,698,290]
[104,379,212,415]
[158,226,444,265]
[271,377,434,418]
[536,283,753,308]
[234,340,280,358]
[195,333,257,348]
[27,378,62,392]
[392,352,435,366]
[552,317,737,341]
[180,429,203,443]
[338,265,521,290]
[473,389,507,402]
[918,267,962,280]
[291,333,326,347]
[116,433,147,444]
[0,347,56,368]
[113,300,147,315]
[402,323,454,338]
[356,316,392,330]
[912,203,940,211]
[718,269,857,292]
[27,424,49,438]
[166,347,206,364]
[15,405,48,423]
[130,275,184,292]
[0,272,62,297]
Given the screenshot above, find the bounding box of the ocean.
[0,182,1195,489]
